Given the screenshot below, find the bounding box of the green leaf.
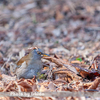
[32,14,37,24]
[76,58,82,62]
[37,73,46,79]
[55,41,59,44]
[84,62,86,64]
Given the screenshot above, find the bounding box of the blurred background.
[0,0,100,62]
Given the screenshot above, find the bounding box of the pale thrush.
[15,47,49,79]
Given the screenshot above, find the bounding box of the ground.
[0,0,100,99]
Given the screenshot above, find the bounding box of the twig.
[14,81,21,92]
[1,54,12,68]
[43,56,78,74]
[3,81,13,92]
[89,57,94,69]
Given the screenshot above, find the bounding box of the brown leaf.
[0,97,10,100]
[53,68,81,82]
[18,81,33,92]
[55,11,64,21]
[71,60,82,64]
[48,82,56,91]
[39,85,49,92]
[88,77,100,89]
[43,56,78,74]
[71,64,100,80]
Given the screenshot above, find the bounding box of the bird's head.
[31,47,50,60]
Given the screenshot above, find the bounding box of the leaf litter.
[0,0,100,99]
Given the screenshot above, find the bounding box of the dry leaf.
[88,77,100,89]
[39,85,49,92]
[55,11,64,21]
[48,82,56,91]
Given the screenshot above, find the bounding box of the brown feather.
[17,52,32,66]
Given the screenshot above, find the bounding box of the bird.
[13,47,50,79]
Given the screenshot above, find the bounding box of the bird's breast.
[28,60,43,70]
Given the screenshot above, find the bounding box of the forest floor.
[0,0,100,99]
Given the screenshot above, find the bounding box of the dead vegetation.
[0,0,100,99]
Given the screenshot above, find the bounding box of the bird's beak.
[42,53,50,57]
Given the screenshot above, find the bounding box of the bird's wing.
[17,52,32,66]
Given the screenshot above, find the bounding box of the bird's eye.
[39,52,41,54]
[37,52,41,55]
